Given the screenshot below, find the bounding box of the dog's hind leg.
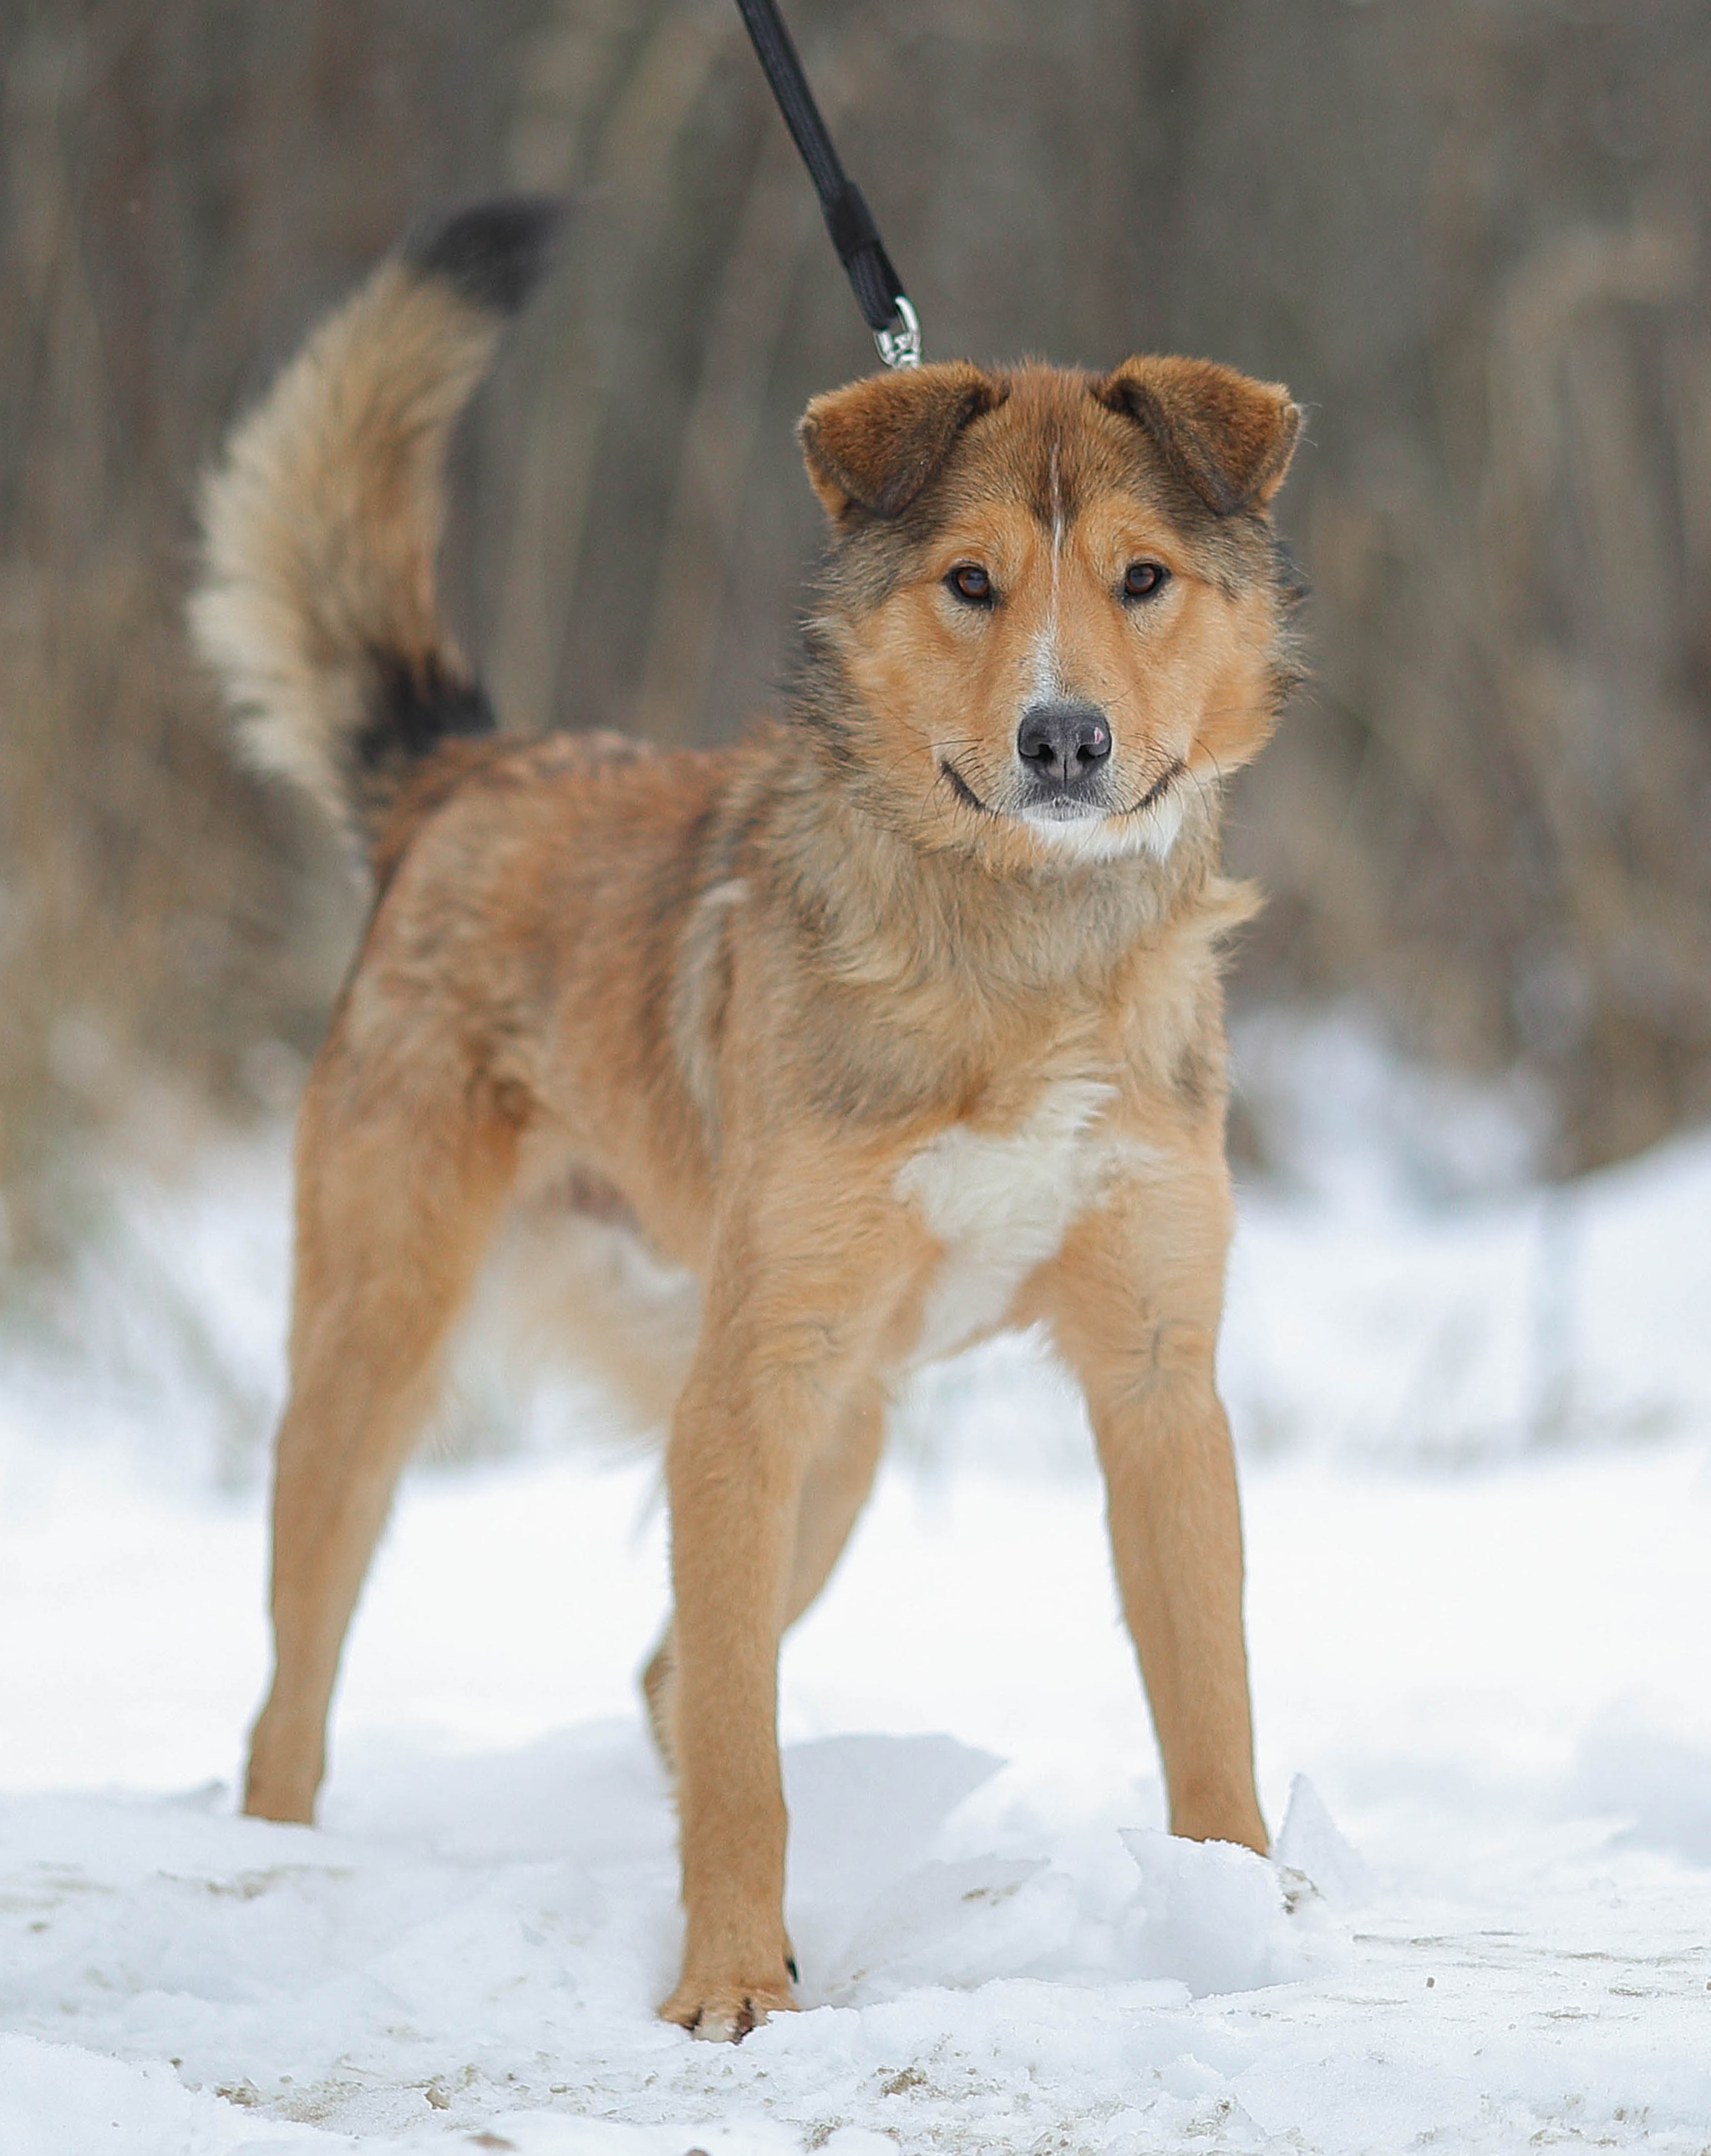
[244,1038,521,1825]
[641,1378,886,1768]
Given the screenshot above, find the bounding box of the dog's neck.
[705,718,1244,1129]
[755,705,1231,1012]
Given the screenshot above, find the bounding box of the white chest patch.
[894,1078,1141,1365]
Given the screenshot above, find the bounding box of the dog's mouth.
[941,757,1184,831]
[940,759,998,818]
[1021,790,1107,825]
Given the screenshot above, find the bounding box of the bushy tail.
[190,196,564,859]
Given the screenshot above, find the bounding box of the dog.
[191,196,1303,2042]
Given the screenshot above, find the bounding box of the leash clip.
[734,0,922,369]
[875,294,922,370]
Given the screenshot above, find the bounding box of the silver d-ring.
[875,294,922,369]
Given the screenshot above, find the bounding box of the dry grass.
[3,0,1709,1301]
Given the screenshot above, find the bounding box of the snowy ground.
[2,1048,1708,2155]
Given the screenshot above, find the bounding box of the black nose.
[1016,701,1111,787]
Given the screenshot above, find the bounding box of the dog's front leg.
[1042,1186,1267,1856]
[642,1376,886,1771]
[657,1252,872,2040]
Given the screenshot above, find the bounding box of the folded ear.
[1093,356,1300,516]
[799,362,1006,521]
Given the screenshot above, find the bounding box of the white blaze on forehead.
[1028,627,1063,705]
[1028,440,1068,705]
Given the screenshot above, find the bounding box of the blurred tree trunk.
[3,0,1709,1268]
[0,0,553,1257]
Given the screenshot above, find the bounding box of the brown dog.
[192,198,1302,2042]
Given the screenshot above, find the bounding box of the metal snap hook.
[875,294,922,370]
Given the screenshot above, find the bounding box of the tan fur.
[191,263,499,854]
[195,221,1302,2044]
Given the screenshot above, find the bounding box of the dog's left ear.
[799,362,1006,521]
[1093,357,1300,516]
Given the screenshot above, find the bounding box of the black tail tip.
[404,195,568,316]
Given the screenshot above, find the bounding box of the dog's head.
[797,357,1304,870]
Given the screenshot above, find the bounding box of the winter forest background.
[5,0,1711,1281]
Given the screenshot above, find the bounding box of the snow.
[2,1063,1709,2155]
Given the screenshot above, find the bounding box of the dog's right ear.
[799,363,1005,522]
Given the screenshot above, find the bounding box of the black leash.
[732,0,921,368]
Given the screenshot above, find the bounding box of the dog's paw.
[660,1975,798,2043]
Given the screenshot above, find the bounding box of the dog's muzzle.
[1017,700,1112,816]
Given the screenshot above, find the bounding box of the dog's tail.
[190,196,564,860]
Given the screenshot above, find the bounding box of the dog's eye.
[946,564,994,606]
[1122,561,1169,601]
